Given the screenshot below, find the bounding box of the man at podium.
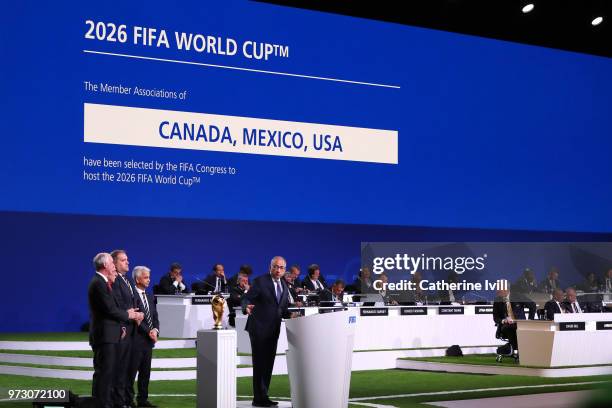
[242,256,293,407]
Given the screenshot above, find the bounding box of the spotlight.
[521,3,535,14]
[591,16,604,26]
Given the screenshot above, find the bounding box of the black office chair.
[494,324,519,363]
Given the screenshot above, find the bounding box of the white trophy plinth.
[196,329,237,408]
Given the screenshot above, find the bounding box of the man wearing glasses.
[242,256,293,407]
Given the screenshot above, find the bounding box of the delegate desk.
[156,294,229,338]
[517,313,612,367]
[235,304,501,354]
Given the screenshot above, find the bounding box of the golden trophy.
[211,295,226,330]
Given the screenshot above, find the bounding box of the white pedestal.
[517,313,612,367]
[157,295,229,338]
[197,330,237,408]
[285,310,356,408]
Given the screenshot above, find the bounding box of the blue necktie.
[275,280,281,302]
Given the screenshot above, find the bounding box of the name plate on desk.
[191,296,212,305]
[559,322,585,331]
[319,307,345,314]
[596,321,612,330]
[438,307,464,315]
[360,307,389,316]
[475,306,493,314]
[400,307,427,315]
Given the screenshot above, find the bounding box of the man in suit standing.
[544,288,566,320]
[128,266,159,408]
[111,249,139,408]
[493,286,526,352]
[242,256,295,407]
[88,253,142,408]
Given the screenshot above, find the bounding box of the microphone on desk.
[194,278,223,295]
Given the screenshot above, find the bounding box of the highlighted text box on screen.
[84,103,398,164]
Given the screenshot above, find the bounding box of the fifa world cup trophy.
[211,295,225,329]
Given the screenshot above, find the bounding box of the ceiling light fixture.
[522,3,535,14]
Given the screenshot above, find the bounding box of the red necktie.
[106,281,112,293]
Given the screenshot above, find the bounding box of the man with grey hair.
[128,266,159,408]
[242,256,294,407]
[563,287,584,313]
[88,253,142,408]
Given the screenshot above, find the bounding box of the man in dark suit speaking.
[242,256,295,407]
[88,253,142,408]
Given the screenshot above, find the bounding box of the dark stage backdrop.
[2,211,611,332]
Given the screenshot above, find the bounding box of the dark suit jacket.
[88,274,129,346]
[158,273,188,295]
[319,290,344,303]
[133,290,160,348]
[512,278,540,295]
[544,300,564,320]
[204,273,228,293]
[193,274,228,294]
[229,285,248,310]
[302,278,325,292]
[563,301,588,313]
[283,279,299,303]
[492,297,526,325]
[242,274,291,338]
[352,277,375,294]
[539,278,560,293]
[227,274,239,289]
[112,274,137,336]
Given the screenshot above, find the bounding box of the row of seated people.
[154,261,612,304]
[513,267,612,295]
[153,262,502,307]
[152,262,347,325]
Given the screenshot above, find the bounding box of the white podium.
[517,313,612,367]
[285,310,357,408]
[196,330,236,408]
